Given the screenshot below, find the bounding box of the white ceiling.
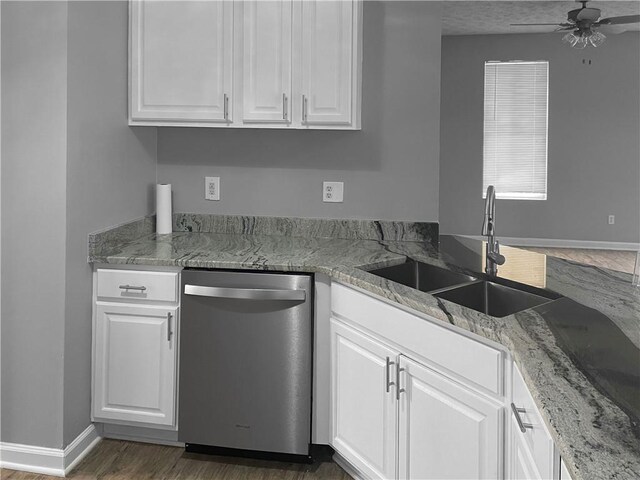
[442,1,640,35]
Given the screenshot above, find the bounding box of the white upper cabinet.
[242,0,292,124]
[129,0,362,129]
[129,0,233,124]
[299,0,359,127]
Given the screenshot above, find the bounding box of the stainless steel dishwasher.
[178,269,313,462]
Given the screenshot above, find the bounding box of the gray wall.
[1,1,157,449]
[63,1,157,445]
[1,1,68,447]
[439,33,640,243]
[157,1,442,222]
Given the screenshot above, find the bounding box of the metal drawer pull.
[385,357,395,393]
[167,312,173,342]
[396,362,405,400]
[119,284,147,292]
[184,285,306,301]
[283,93,288,120]
[511,403,534,433]
[224,94,229,121]
[302,94,307,122]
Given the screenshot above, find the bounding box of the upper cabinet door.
[398,355,502,480]
[242,0,292,124]
[130,0,233,123]
[299,0,360,127]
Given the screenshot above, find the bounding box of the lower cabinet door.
[93,303,178,427]
[398,355,502,480]
[330,318,398,480]
[511,415,545,480]
[511,364,557,480]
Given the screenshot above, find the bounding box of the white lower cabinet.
[331,318,398,479]
[92,267,181,430]
[93,303,178,427]
[330,314,502,480]
[509,364,559,480]
[398,355,502,480]
[511,414,544,480]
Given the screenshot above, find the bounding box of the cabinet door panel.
[511,415,544,480]
[512,364,556,479]
[130,0,233,122]
[93,303,178,426]
[398,356,502,480]
[300,0,353,125]
[243,0,292,123]
[331,318,398,480]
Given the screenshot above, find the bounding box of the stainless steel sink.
[433,280,555,318]
[368,260,477,293]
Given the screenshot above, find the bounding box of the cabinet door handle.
[511,403,534,433]
[283,93,288,120]
[396,362,405,400]
[302,94,307,122]
[385,357,396,393]
[119,284,146,292]
[167,312,173,342]
[224,94,229,121]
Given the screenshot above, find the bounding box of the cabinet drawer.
[331,282,503,396]
[97,269,179,303]
[511,364,556,479]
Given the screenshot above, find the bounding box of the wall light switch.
[323,181,344,203]
[205,176,220,201]
[608,215,615,225]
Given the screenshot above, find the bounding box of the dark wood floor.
[0,439,351,480]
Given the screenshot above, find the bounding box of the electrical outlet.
[608,215,615,225]
[205,176,220,201]
[323,181,344,203]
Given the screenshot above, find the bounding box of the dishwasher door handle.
[184,284,306,301]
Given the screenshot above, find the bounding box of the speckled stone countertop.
[89,215,640,480]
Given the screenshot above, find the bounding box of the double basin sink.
[368,260,558,318]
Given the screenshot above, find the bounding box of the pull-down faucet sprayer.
[482,185,506,276]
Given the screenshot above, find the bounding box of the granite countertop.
[89,214,640,480]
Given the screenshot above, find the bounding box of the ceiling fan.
[511,1,640,48]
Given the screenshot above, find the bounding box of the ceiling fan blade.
[597,24,629,35]
[597,15,640,25]
[510,23,565,26]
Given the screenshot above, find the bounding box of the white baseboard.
[0,424,101,477]
[460,235,640,251]
[63,424,101,475]
[333,452,369,480]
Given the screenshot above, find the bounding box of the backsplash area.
[173,213,438,244]
[88,214,439,262]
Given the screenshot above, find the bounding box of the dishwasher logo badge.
[235,424,251,429]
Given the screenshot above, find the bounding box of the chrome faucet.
[482,185,506,276]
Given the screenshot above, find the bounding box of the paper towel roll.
[156,184,172,235]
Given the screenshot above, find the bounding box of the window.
[483,60,549,200]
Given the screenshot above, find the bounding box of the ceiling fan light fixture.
[562,29,606,48]
[588,30,606,47]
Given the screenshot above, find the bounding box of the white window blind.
[483,61,549,200]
